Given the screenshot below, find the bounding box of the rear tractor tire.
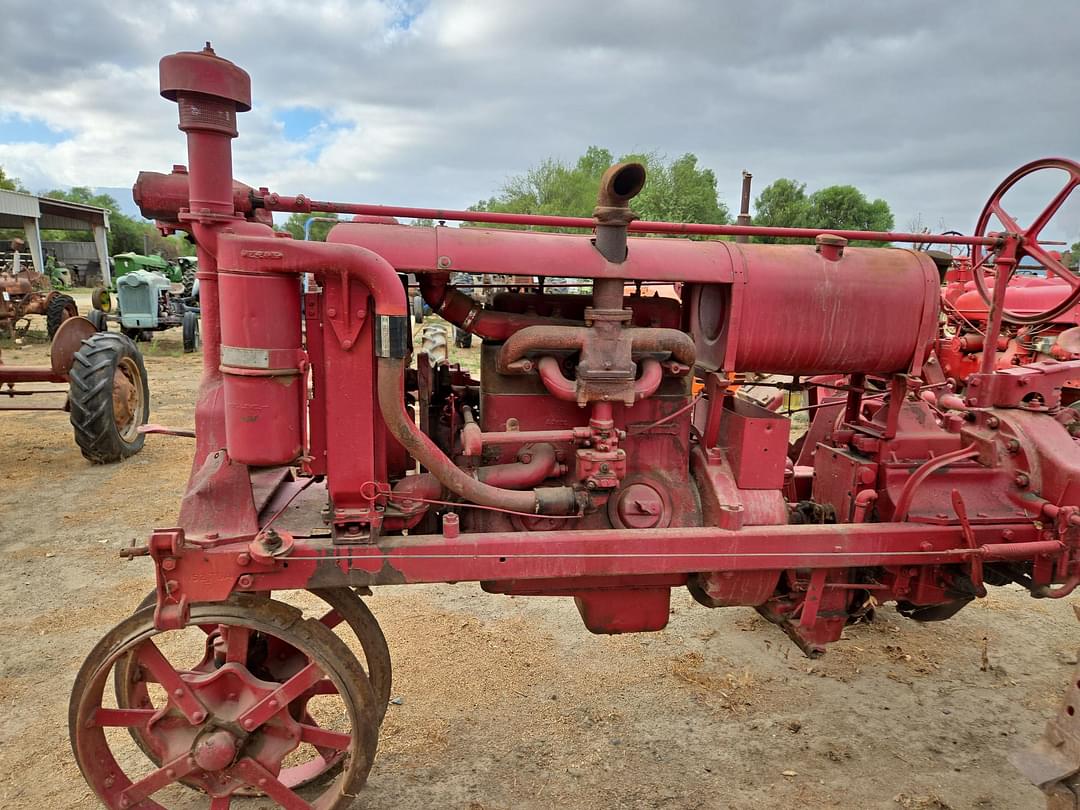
[68,332,149,463]
[182,310,201,353]
[181,265,197,296]
[46,293,78,340]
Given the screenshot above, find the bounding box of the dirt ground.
[0,308,1077,809]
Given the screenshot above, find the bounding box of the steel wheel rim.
[113,356,144,443]
[70,596,379,810]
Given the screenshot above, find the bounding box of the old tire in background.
[85,309,107,332]
[89,286,112,313]
[182,310,200,353]
[181,265,197,296]
[412,294,425,324]
[68,332,149,463]
[46,293,79,340]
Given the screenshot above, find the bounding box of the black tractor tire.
[86,309,107,332]
[68,332,150,463]
[182,311,200,353]
[181,265,197,297]
[412,294,425,324]
[46,293,78,340]
[90,286,112,313]
[121,327,146,342]
[455,327,473,349]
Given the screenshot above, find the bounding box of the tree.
[624,152,730,225]
[753,178,894,246]
[1065,239,1080,270]
[469,146,729,231]
[751,179,809,242]
[280,212,339,242]
[806,185,894,244]
[0,165,26,192]
[41,187,191,256]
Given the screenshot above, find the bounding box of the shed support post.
[93,223,111,286]
[22,217,44,277]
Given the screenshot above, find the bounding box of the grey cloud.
[0,0,1077,241]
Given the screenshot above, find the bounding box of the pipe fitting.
[377,357,577,515]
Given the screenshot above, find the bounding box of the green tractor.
[87,253,201,352]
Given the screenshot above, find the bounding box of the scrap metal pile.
[68,44,1080,808]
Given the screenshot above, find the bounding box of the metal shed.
[0,190,111,285]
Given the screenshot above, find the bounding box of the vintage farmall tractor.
[68,44,1080,809]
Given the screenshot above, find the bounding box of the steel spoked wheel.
[972,157,1080,325]
[116,588,392,786]
[71,595,380,809]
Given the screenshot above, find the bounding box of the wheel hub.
[112,365,136,429]
[192,728,238,773]
[143,662,302,795]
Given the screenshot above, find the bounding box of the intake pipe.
[537,356,664,403]
[497,325,697,373]
[377,356,578,515]
[476,443,562,489]
[418,273,570,342]
[218,235,408,321]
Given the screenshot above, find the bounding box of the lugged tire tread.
[68,332,149,464]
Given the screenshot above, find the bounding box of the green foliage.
[1065,239,1080,270]
[0,165,26,192]
[41,187,155,255]
[0,175,193,259]
[281,212,339,242]
[753,178,894,246]
[469,146,729,232]
[751,179,808,242]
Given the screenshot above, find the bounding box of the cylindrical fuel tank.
[217,269,304,465]
[687,242,940,374]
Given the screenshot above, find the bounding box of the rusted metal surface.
[65,43,1080,809]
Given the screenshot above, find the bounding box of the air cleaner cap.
[159,42,252,112]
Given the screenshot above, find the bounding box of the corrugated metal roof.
[0,190,110,230]
[0,189,41,220]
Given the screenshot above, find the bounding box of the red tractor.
[68,45,1080,808]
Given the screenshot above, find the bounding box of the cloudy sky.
[1,0,1078,241]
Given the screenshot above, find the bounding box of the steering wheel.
[971,158,1080,325]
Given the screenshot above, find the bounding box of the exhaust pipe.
[593,162,646,267]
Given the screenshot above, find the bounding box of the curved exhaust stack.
[594,162,646,266]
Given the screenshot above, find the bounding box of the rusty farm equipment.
[68,44,1080,808]
[0,250,79,339]
[2,316,150,462]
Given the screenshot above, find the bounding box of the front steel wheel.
[70,595,380,809]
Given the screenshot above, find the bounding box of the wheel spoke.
[1028,176,1080,239]
[236,661,325,730]
[303,677,339,697]
[92,707,156,727]
[1024,240,1080,289]
[299,721,353,752]
[233,757,313,810]
[990,201,1023,234]
[224,624,250,664]
[319,608,344,630]
[135,637,207,723]
[120,751,197,803]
